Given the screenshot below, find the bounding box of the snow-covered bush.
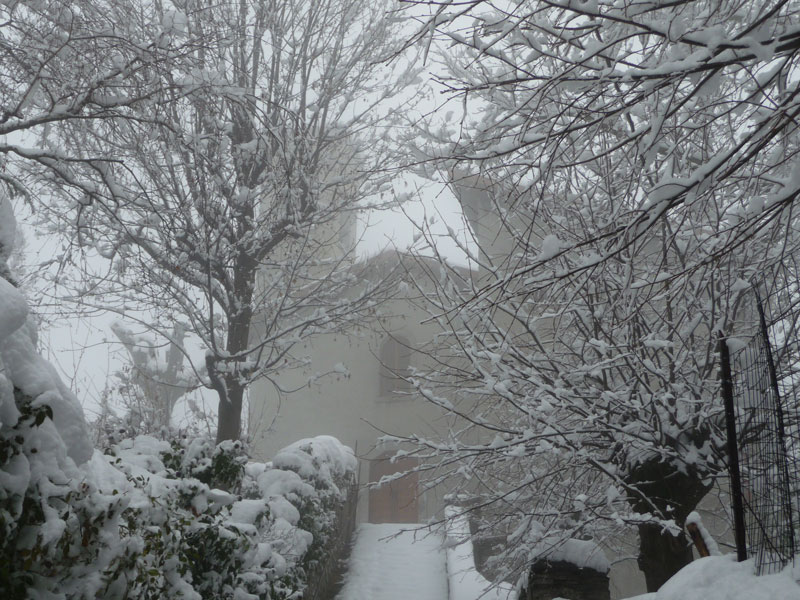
[0,389,121,597]
[270,436,359,594]
[2,399,357,599]
[99,433,357,600]
[159,435,248,492]
[0,195,102,597]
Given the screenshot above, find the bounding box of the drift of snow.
[336,523,448,600]
[628,555,800,600]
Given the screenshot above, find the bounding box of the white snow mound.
[273,435,357,488]
[628,555,800,600]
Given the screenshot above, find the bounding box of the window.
[379,335,412,397]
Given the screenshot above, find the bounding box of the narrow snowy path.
[335,523,448,600]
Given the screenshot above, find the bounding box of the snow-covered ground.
[336,523,448,600]
[629,555,800,600]
[335,518,800,600]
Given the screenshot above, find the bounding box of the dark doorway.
[368,452,419,523]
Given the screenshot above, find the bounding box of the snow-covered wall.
[444,506,515,600]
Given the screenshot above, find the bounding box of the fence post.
[719,334,748,562]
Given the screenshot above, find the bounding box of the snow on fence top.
[529,537,610,573]
[685,511,721,557]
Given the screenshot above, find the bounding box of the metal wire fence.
[724,262,800,574]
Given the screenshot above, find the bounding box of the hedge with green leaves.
[0,392,357,600]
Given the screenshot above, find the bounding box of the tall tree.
[396,0,800,590]
[33,0,414,442]
[0,0,201,450]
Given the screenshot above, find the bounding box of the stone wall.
[520,559,611,600]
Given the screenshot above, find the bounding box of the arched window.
[379,335,412,397]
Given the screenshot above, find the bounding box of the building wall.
[248,277,452,523]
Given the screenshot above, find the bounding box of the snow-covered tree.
[0,3,373,595]
[31,0,416,442]
[395,0,800,590]
[0,0,198,193]
[402,174,785,590]
[107,321,195,434]
[0,0,209,429]
[404,0,800,277]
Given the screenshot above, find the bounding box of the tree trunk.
[625,457,714,592]
[637,523,694,592]
[215,379,244,443]
[215,254,255,444]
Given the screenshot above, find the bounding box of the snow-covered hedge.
[1,392,357,600]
